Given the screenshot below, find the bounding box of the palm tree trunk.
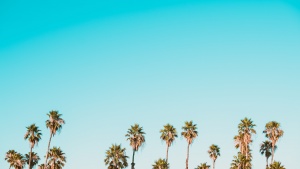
[44,133,53,169]
[271,145,275,164]
[166,145,169,163]
[213,160,215,169]
[186,144,190,169]
[266,157,269,169]
[131,150,135,169]
[29,146,33,169]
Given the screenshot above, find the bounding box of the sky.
[1,0,300,168]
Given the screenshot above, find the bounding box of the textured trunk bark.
[186,144,189,169]
[44,133,53,169]
[131,150,135,169]
[166,145,169,163]
[29,146,33,169]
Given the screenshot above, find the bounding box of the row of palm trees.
[4,111,66,169]
[105,121,220,169]
[104,118,285,169]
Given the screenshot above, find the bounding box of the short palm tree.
[104,144,128,169]
[25,152,40,169]
[208,144,220,169]
[24,124,42,169]
[181,121,198,169]
[125,124,145,169]
[38,164,48,169]
[160,124,178,162]
[47,147,66,169]
[263,121,284,164]
[152,158,169,169]
[5,150,25,169]
[238,118,256,159]
[260,140,276,168]
[268,161,285,169]
[230,152,251,169]
[195,162,210,169]
[44,110,65,168]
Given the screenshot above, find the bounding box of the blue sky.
[0,0,299,168]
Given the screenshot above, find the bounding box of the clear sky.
[1,0,300,168]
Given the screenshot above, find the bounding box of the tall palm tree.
[238,118,256,159]
[25,152,40,169]
[263,121,284,164]
[195,162,210,169]
[5,150,25,169]
[125,124,145,169]
[181,121,198,169]
[47,147,66,169]
[160,124,178,162]
[152,158,169,169]
[24,124,42,169]
[104,144,128,169]
[260,141,276,168]
[44,110,65,168]
[208,144,220,169]
[268,161,285,169]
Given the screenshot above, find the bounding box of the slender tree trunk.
[186,144,190,169]
[213,160,215,169]
[29,146,33,169]
[131,150,135,169]
[166,145,169,163]
[266,156,269,169]
[44,133,53,169]
[271,145,275,164]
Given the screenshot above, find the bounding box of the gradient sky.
[1,0,300,168]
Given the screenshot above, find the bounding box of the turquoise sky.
[1,0,299,168]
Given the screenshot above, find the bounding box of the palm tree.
[234,133,246,155]
[125,124,145,169]
[104,144,128,169]
[263,121,284,164]
[181,121,198,169]
[25,152,40,169]
[268,161,285,169]
[47,147,66,169]
[5,150,25,169]
[44,110,65,168]
[238,118,256,159]
[260,141,276,168]
[24,124,42,169]
[208,144,220,169]
[230,152,251,169]
[152,158,169,169]
[160,124,178,162]
[195,162,210,169]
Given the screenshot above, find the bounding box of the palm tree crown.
[5,150,25,169]
[47,147,66,169]
[260,140,276,168]
[25,152,40,169]
[104,144,128,169]
[268,161,286,169]
[195,162,210,169]
[152,158,169,169]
